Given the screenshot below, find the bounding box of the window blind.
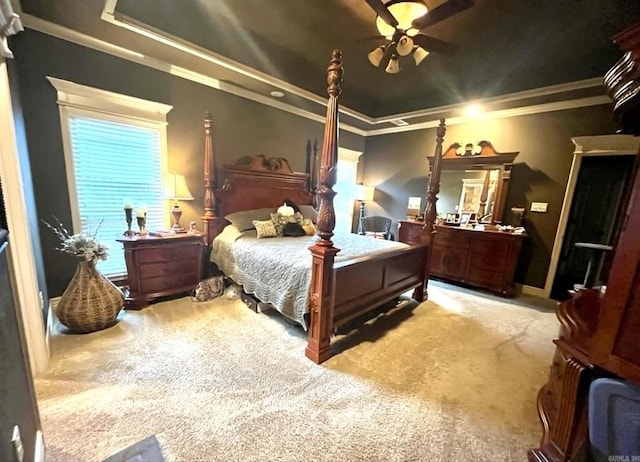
[68,116,164,276]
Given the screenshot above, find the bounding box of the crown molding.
[366,95,612,136]
[15,2,610,138]
[18,10,367,136]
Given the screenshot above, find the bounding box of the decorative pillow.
[299,205,319,224]
[271,212,304,236]
[283,222,306,237]
[225,208,274,231]
[253,219,278,239]
[302,221,316,236]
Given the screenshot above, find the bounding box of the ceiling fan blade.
[411,0,474,30]
[365,0,399,28]
[412,34,458,56]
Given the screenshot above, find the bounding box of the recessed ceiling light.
[270,91,285,98]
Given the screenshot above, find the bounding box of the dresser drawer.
[141,272,199,294]
[137,245,197,263]
[399,223,429,245]
[139,257,196,278]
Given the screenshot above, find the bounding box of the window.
[48,77,172,276]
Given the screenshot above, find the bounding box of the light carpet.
[36,282,558,462]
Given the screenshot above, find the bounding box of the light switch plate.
[531,202,548,213]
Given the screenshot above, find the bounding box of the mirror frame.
[427,141,519,224]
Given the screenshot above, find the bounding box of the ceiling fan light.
[375,16,396,40]
[413,46,430,65]
[385,56,401,74]
[397,35,414,56]
[377,1,428,35]
[368,46,385,67]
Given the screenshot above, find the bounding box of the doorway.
[550,154,636,299]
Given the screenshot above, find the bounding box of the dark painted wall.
[362,106,620,288]
[0,232,41,462]
[10,30,364,296]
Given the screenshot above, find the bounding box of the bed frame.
[201,50,446,364]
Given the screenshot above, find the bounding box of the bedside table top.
[117,233,205,246]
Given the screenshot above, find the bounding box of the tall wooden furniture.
[399,140,524,297]
[528,21,640,462]
[117,234,204,310]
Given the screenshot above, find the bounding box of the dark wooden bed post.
[311,139,319,208]
[202,111,224,245]
[305,50,343,364]
[419,118,446,299]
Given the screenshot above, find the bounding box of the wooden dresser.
[528,21,640,462]
[117,233,205,309]
[399,220,525,297]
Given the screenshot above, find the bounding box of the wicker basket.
[56,259,124,333]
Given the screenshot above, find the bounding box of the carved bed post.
[305,50,343,365]
[202,111,223,245]
[305,139,312,191]
[418,118,446,300]
[311,139,319,209]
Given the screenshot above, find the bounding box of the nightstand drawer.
[140,257,196,278]
[137,245,196,263]
[141,272,199,294]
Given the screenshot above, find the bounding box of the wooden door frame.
[543,135,639,298]
[0,59,49,376]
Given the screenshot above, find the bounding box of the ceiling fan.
[365,0,474,73]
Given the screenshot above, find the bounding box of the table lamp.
[164,173,194,232]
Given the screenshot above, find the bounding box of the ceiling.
[16,0,640,123]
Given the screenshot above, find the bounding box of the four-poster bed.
[201,50,446,364]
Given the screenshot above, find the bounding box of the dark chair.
[360,216,393,240]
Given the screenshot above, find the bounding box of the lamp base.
[171,206,187,233]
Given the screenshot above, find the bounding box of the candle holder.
[136,214,148,236]
[123,207,135,237]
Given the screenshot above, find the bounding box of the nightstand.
[116,233,205,309]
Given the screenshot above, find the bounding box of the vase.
[56,259,125,333]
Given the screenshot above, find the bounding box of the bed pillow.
[271,212,304,236]
[252,219,278,239]
[225,208,274,231]
[302,219,316,236]
[283,222,306,237]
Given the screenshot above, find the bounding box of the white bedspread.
[210,226,408,327]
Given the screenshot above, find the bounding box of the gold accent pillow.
[252,219,278,239]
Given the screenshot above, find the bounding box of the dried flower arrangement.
[41,216,108,262]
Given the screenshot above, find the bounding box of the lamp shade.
[368,46,385,67]
[413,46,430,65]
[164,173,194,201]
[385,56,400,74]
[356,185,375,202]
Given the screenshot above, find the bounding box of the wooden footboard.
[333,245,428,327]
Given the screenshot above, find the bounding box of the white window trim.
[47,77,172,233]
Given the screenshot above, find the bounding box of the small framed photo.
[460,212,472,227]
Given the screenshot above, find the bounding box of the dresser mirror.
[427,141,519,225]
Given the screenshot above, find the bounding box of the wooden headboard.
[200,115,319,244]
[217,159,314,217]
